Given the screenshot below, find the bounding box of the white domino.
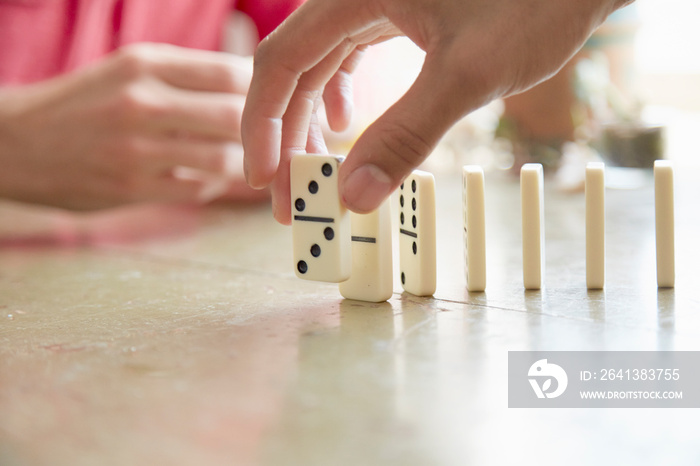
[654,160,675,288]
[398,170,436,296]
[462,166,486,292]
[339,201,393,302]
[291,154,351,282]
[521,163,544,290]
[586,162,605,289]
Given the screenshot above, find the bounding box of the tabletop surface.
[1,166,699,466]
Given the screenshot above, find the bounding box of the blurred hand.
[0,43,265,210]
[242,0,633,224]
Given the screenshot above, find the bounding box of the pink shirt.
[0,0,301,85]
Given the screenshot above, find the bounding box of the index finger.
[241,0,381,189]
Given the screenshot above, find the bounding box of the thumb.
[338,56,473,213]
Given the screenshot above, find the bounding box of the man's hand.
[0,43,262,210]
[242,0,632,224]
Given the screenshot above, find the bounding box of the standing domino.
[291,154,351,282]
[339,201,393,302]
[586,162,605,289]
[521,163,544,290]
[398,170,437,296]
[654,160,675,288]
[462,166,486,292]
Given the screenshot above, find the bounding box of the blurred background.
[3,2,699,242]
[329,1,700,184]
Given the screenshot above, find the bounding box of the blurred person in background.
[0,0,302,211]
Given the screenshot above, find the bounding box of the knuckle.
[114,82,166,123]
[328,72,353,104]
[113,85,143,119]
[378,122,433,172]
[289,86,321,118]
[339,37,359,56]
[253,36,274,68]
[114,44,154,81]
[116,84,140,113]
[254,36,300,83]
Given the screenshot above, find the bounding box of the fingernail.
[342,164,393,213]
